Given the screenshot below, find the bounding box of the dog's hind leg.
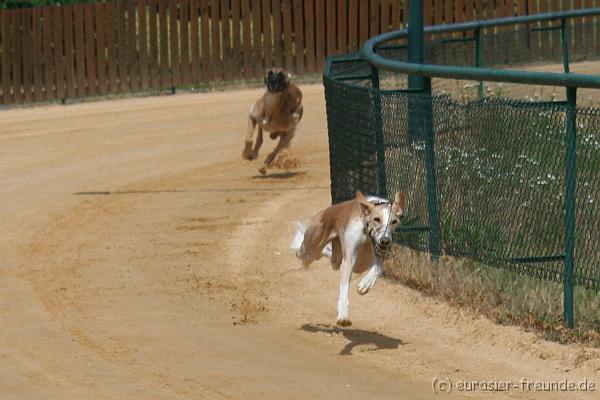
[258,131,294,175]
[242,115,258,160]
[329,238,342,270]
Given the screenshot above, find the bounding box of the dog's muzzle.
[367,226,393,258]
[267,79,285,92]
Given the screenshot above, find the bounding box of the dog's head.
[356,190,405,254]
[264,67,291,92]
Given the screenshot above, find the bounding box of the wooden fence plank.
[358,0,368,46]
[148,0,159,88]
[63,6,75,99]
[337,0,347,53]
[444,0,453,25]
[105,2,118,93]
[261,0,272,69]
[281,0,293,72]
[138,0,149,90]
[200,0,211,81]
[32,8,43,102]
[42,7,53,100]
[74,4,86,97]
[455,0,464,24]
[584,0,596,56]
[315,0,327,61]
[94,3,106,95]
[325,0,335,57]
[304,0,315,72]
[527,0,539,59]
[239,0,251,79]
[270,0,282,68]
[180,0,191,85]
[190,0,201,84]
[249,0,262,76]
[222,0,232,78]
[22,9,32,102]
[423,0,431,26]
[294,0,306,73]
[316,1,327,63]
[117,2,128,91]
[1,11,12,103]
[84,4,97,96]
[159,0,170,87]
[370,0,379,36]
[11,10,22,103]
[465,0,474,22]
[128,0,139,91]
[211,0,222,81]
[380,0,389,33]
[390,0,400,30]
[574,0,584,56]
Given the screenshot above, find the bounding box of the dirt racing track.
[1,85,600,399]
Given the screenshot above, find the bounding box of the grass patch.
[385,245,600,346]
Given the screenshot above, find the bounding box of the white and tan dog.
[290,191,405,326]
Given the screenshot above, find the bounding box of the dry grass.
[385,245,600,346]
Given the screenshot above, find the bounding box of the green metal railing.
[323,8,600,328]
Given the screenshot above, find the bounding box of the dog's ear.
[391,191,405,217]
[355,190,374,216]
[285,71,292,83]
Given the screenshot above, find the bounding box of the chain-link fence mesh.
[323,22,600,291]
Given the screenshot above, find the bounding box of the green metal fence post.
[371,64,388,199]
[408,0,425,90]
[408,0,425,142]
[564,87,577,329]
[423,76,441,262]
[475,28,483,98]
[560,18,570,73]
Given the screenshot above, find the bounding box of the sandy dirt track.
[1,85,600,399]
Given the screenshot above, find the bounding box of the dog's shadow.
[300,323,405,356]
[252,171,304,179]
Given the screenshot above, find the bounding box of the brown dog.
[290,191,405,326]
[242,67,303,175]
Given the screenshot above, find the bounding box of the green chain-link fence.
[323,12,600,303]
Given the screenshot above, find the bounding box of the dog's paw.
[258,166,267,175]
[242,141,254,160]
[357,280,374,295]
[357,283,370,295]
[336,318,352,327]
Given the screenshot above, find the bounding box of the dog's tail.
[289,221,332,259]
[289,221,307,253]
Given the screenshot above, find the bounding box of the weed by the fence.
[385,246,600,345]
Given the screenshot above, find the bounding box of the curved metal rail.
[361,8,600,88]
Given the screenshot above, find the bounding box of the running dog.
[290,191,405,326]
[242,67,303,175]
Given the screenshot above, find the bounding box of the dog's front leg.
[357,256,383,295]
[242,115,258,160]
[251,127,263,160]
[336,254,354,327]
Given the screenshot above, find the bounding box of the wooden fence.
[0,0,597,105]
